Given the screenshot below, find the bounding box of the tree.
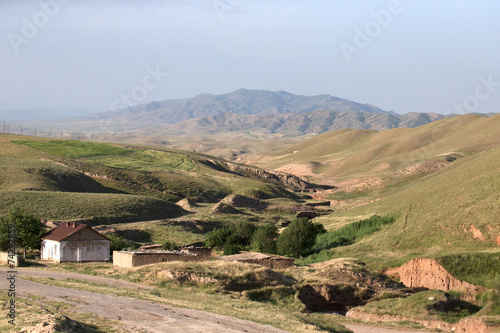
[230,222,256,247]
[106,233,130,253]
[204,227,232,250]
[251,223,278,254]
[162,241,178,251]
[276,218,325,258]
[0,208,45,258]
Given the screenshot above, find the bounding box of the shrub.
[106,233,130,253]
[230,222,257,247]
[162,241,178,251]
[277,218,325,258]
[251,223,278,254]
[0,208,45,256]
[204,227,232,250]
[313,215,394,252]
[223,242,241,255]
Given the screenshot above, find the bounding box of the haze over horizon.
[1,0,499,120]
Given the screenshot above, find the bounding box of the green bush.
[250,223,278,254]
[204,227,232,250]
[223,242,241,255]
[0,208,44,254]
[106,233,130,253]
[276,218,325,258]
[313,215,394,252]
[229,222,257,247]
[162,241,178,251]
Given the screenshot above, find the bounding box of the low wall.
[239,258,295,270]
[0,251,24,267]
[113,250,209,268]
[180,247,212,259]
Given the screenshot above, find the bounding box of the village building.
[40,222,110,262]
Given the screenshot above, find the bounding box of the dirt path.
[1,269,430,333]
[2,268,153,289]
[1,272,287,333]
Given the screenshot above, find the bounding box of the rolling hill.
[307,140,500,269]
[254,114,500,182]
[0,134,317,225]
[246,113,500,270]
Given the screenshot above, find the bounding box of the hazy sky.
[1,0,499,119]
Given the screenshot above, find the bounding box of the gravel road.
[1,268,429,333]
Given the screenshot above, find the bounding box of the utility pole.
[60,130,63,139]
[20,123,23,136]
[48,129,51,138]
[34,127,38,137]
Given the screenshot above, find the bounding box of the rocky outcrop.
[19,314,89,333]
[201,159,334,192]
[157,269,218,284]
[176,198,196,211]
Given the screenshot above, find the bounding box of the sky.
[1,0,499,120]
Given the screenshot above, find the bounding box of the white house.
[40,222,110,262]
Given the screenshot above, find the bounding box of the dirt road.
[1,269,428,333]
[4,275,286,332]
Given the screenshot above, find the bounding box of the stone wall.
[0,251,24,267]
[113,250,209,268]
[239,258,294,270]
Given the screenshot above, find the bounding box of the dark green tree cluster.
[162,241,178,251]
[276,218,325,257]
[204,218,325,258]
[204,222,258,255]
[0,208,45,258]
[106,233,131,253]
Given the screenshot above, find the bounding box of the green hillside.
[302,144,500,270]
[0,134,303,224]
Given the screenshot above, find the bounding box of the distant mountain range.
[80,89,458,135]
[17,89,496,136]
[91,88,395,124]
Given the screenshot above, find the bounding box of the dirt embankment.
[385,258,484,299]
[347,309,496,333]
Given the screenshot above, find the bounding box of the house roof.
[41,222,109,242]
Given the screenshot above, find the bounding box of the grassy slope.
[307,145,500,270]
[256,114,500,179]
[0,134,299,223]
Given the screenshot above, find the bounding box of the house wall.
[59,240,110,262]
[41,240,61,261]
